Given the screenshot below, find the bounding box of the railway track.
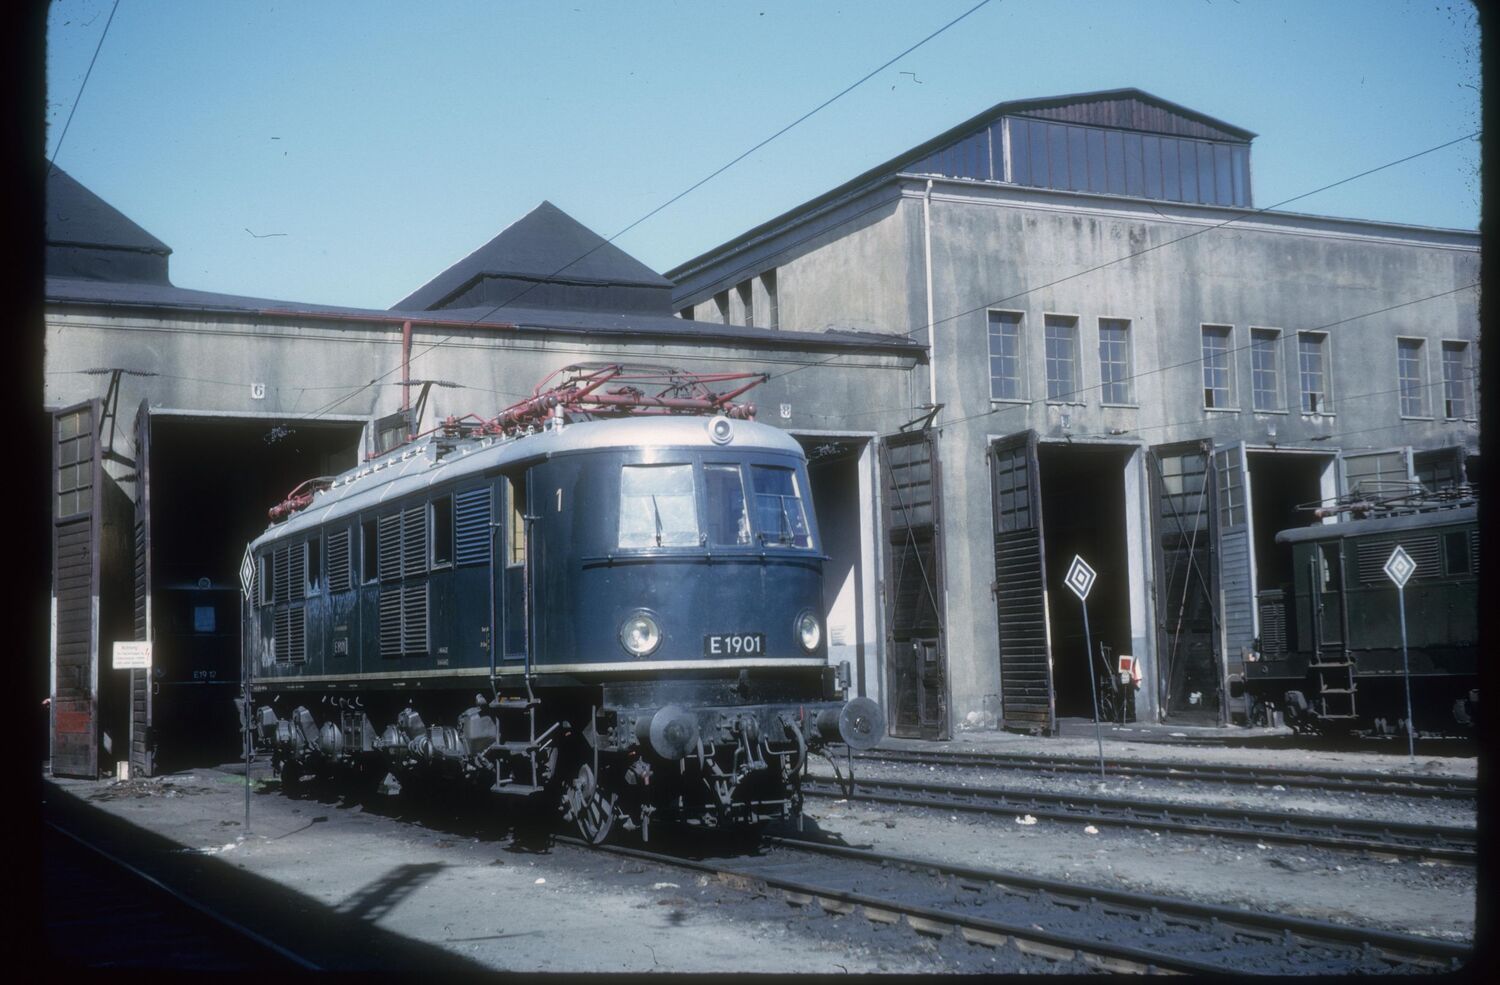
[803,775,1477,864]
[563,835,1468,974]
[856,748,1478,800]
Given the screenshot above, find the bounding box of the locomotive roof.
[250,416,804,551]
[1274,504,1477,545]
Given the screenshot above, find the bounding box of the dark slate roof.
[46,165,173,284]
[668,87,1254,278]
[394,201,675,312]
[47,165,171,253]
[44,276,922,354]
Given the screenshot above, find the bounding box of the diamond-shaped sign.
[1383,545,1417,589]
[239,546,256,600]
[1064,554,1097,600]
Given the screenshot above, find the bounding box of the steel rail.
[558,836,1236,974]
[44,819,322,970]
[856,748,1478,799]
[804,776,1476,864]
[766,835,1469,972]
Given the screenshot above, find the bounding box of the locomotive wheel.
[1249,700,1272,728]
[563,763,617,845]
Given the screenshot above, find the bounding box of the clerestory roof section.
[46,164,173,284]
[393,200,676,316]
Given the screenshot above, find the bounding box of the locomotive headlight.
[620,610,662,657]
[795,609,821,652]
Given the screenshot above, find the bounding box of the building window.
[736,280,753,327]
[1201,325,1234,409]
[1298,332,1330,413]
[1397,338,1427,417]
[55,407,94,519]
[760,269,779,330]
[988,311,1024,400]
[1097,318,1132,404]
[1043,315,1078,401]
[1249,329,1281,411]
[1441,341,1472,419]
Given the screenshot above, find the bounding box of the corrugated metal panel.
[1356,536,1440,584]
[1215,443,1258,677]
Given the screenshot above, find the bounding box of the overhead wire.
[293,0,997,424]
[47,0,122,174]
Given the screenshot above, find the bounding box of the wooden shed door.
[880,430,946,739]
[130,401,155,777]
[1148,441,1220,719]
[51,400,104,778]
[989,431,1055,734]
[1339,446,1414,501]
[1213,442,1257,722]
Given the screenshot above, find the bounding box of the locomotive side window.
[306,537,322,595]
[619,464,699,548]
[750,465,810,548]
[1317,542,1342,591]
[258,555,271,606]
[705,464,751,546]
[362,518,378,583]
[1443,531,1471,576]
[506,476,527,566]
[431,495,453,567]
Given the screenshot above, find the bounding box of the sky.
[45,0,1481,311]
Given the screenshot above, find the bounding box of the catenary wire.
[47,0,122,173]
[292,0,997,424]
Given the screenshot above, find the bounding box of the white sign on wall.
[113,641,152,670]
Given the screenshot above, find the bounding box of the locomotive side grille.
[273,545,290,603]
[327,529,351,594]
[1471,529,1480,574]
[1356,535,1440,584]
[379,589,402,657]
[401,506,427,578]
[402,582,428,654]
[377,514,401,582]
[1256,589,1287,655]
[287,606,305,662]
[454,487,491,567]
[289,541,306,602]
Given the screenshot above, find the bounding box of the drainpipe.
[923,179,938,417]
[400,320,413,412]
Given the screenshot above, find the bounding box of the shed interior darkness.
[1037,443,1133,720]
[1247,451,1328,592]
[144,416,362,770]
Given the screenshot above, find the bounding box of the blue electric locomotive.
[242,367,883,840]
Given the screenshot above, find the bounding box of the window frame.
[987,309,1027,403]
[1096,315,1134,406]
[617,462,702,550]
[1042,312,1082,404]
[702,462,753,548]
[1200,324,1237,411]
[1297,330,1333,415]
[1440,340,1474,420]
[505,474,527,568]
[748,463,815,551]
[1396,336,1430,419]
[1248,327,1285,413]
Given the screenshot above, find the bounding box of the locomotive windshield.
[619,464,700,547]
[750,465,810,548]
[615,458,815,551]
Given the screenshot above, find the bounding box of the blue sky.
[46,0,1480,310]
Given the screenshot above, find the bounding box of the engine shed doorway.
[138,411,363,773]
[1035,442,1136,721]
[793,433,879,709]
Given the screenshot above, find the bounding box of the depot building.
[45,87,1480,777]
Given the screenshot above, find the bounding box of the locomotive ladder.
[1311,653,1358,720]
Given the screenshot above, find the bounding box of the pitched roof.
[46,165,171,255]
[394,200,674,312]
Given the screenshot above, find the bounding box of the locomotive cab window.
[362,518,378,583]
[431,495,453,567]
[506,475,527,566]
[1318,542,1342,591]
[750,465,811,548]
[705,464,751,546]
[619,464,700,548]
